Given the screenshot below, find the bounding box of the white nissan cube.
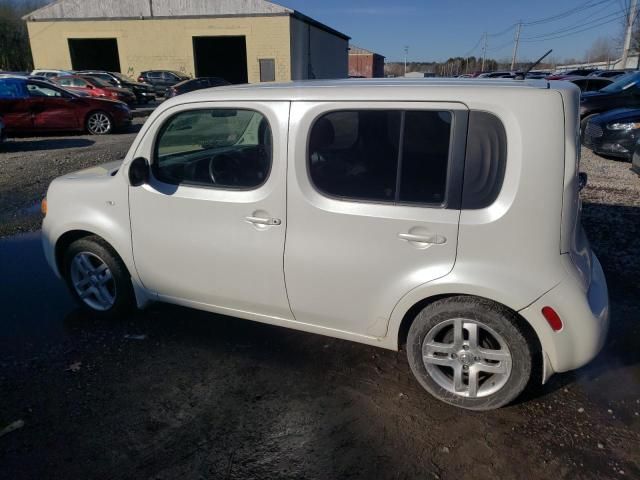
[42,79,609,410]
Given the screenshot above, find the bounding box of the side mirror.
[87,85,94,89]
[129,157,149,186]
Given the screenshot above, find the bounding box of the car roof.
[171,78,551,102]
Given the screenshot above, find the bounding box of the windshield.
[599,71,640,93]
[112,72,136,82]
[84,76,112,88]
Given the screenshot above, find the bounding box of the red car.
[53,75,136,105]
[0,78,131,135]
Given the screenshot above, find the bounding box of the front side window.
[308,109,452,205]
[27,83,64,97]
[154,109,272,189]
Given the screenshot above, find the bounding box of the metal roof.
[349,45,385,58]
[23,0,350,39]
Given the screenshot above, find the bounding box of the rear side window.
[461,111,507,209]
[308,110,452,205]
[153,109,272,189]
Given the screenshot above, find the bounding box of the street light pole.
[481,33,488,72]
[622,0,638,67]
[404,46,409,75]
[511,22,522,71]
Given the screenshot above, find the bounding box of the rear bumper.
[519,253,609,376]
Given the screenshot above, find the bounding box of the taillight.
[541,306,563,332]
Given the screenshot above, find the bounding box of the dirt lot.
[0,130,639,479]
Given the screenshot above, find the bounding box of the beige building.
[24,0,349,84]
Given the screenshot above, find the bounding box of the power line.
[521,14,626,42]
[522,0,615,26]
[521,10,626,39]
[462,36,484,57]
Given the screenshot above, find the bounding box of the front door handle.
[398,232,446,244]
[245,216,282,226]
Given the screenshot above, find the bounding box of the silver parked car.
[41,79,609,410]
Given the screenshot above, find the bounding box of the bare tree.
[0,0,49,71]
[585,36,615,63]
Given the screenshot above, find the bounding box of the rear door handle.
[398,233,446,244]
[245,216,282,226]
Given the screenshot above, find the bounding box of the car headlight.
[606,122,640,130]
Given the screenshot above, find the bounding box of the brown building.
[348,45,385,78]
[24,0,350,84]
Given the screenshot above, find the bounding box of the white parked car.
[42,79,609,410]
[30,69,73,80]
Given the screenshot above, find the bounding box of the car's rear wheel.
[63,236,134,318]
[86,111,113,135]
[407,296,533,410]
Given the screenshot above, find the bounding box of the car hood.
[591,108,640,124]
[63,160,123,179]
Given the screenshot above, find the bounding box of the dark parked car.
[558,76,613,92]
[0,78,131,135]
[582,108,640,160]
[77,71,156,104]
[579,71,640,132]
[588,69,635,79]
[632,139,640,174]
[165,77,230,97]
[53,75,136,105]
[547,68,599,80]
[137,70,190,96]
[0,116,5,144]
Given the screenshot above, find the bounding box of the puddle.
[0,231,75,358]
[19,201,43,216]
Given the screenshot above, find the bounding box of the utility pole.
[481,33,488,72]
[622,0,638,67]
[404,46,409,75]
[510,22,522,71]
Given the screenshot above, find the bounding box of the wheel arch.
[395,293,541,353]
[393,291,544,388]
[53,228,153,309]
[55,229,118,278]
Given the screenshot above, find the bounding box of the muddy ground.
[0,129,638,479]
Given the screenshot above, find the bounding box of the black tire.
[580,114,597,137]
[407,296,533,410]
[85,111,113,135]
[63,235,135,319]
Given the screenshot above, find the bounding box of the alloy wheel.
[87,113,111,134]
[422,318,512,398]
[69,252,116,311]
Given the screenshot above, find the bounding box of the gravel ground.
[0,134,638,479]
[0,120,143,237]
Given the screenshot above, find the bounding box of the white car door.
[285,102,467,338]
[129,101,293,320]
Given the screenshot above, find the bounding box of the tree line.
[0,0,48,72]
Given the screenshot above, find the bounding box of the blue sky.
[277,0,628,62]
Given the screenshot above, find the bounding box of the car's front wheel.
[407,296,534,410]
[63,236,134,318]
[86,111,113,135]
